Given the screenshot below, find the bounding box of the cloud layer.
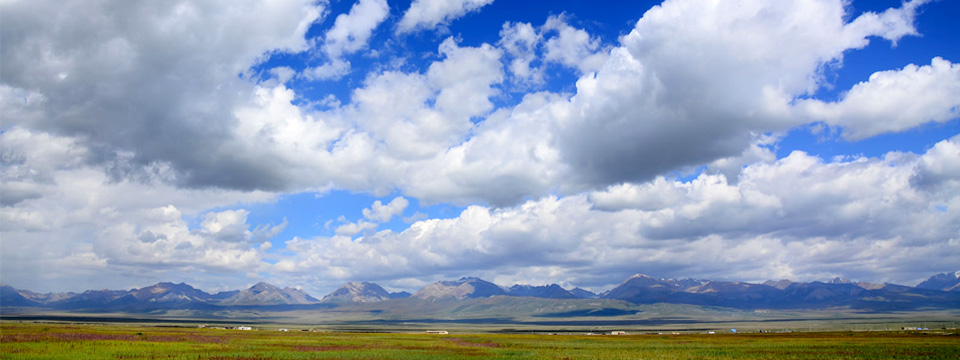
[1,0,958,294]
[274,136,960,291]
[397,0,495,34]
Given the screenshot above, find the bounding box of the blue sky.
[2,0,959,296]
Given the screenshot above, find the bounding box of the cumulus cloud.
[363,197,410,222]
[0,128,278,292]
[335,220,378,237]
[275,136,960,292]
[0,0,324,191]
[542,15,607,74]
[800,57,960,140]
[397,0,494,34]
[95,206,267,271]
[553,0,937,188]
[497,16,607,86]
[303,59,352,81]
[305,0,390,81]
[331,197,409,237]
[4,0,948,207]
[2,0,958,294]
[323,0,390,58]
[498,22,543,85]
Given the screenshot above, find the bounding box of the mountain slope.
[413,277,506,300]
[569,287,598,299]
[1,284,41,307]
[916,271,960,292]
[125,282,214,303]
[601,274,960,310]
[219,282,318,306]
[507,284,577,299]
[3,271,958,313]
[48,289,130,309]
[322,282,392,303]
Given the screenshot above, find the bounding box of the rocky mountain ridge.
[2,271,958,311]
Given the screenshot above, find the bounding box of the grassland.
[2,321,958,359]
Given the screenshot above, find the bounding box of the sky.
[1,0,959,297]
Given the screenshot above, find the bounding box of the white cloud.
[303,59,352,81]
[2,0,957,294]
[0,128,279,292]
[0,0,324,190]
[542,15,607,74]
[427,38,504,123]
[499,21,544,85]
[335,220,378,236]
[843,0,929,45]
[399,92,566,206]
[334,37,502,165]
[307,0,390,81]
[552,0,932,188]
[332,196,409,237]
[3,0,943,208]
[199,209,254,242]
[800,57,960,140]
[95,206,266,271]
[363,196,410,223]
[323,0,390,58]
[705,133,780,183]
[275,136,960,292]
[396,0,494,34]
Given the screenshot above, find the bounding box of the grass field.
[2,322,958,359]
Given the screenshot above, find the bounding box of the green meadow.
[2,322,958,359]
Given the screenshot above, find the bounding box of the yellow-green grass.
[2,322,958,359]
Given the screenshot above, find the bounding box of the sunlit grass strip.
[2,322,958,359]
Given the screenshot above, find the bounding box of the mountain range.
[2,271,958,313]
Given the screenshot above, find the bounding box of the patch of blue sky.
[235,190,466,250]
[814,0,960,103]
[771,0,960,162]
[777,118,960,161]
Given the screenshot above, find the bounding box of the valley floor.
[2,322,959,359]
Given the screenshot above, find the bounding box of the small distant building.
[278,328,288,332]
[610,331,629,335]
[236,326,253,331]
[426,330,448,334]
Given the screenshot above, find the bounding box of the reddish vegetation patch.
[0,332,224,344]
[141,334,225,343]
[291,345,362,352]
[1,333,138,342]
[445,338,500,348]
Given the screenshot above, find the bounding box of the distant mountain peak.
[763,279,795,290]
[4,270,959,313]
[322,282,391,303]
[506,284,577,299]
[828,277,852,284]
[569,287,598,299]
[219,282,317,305]
[413,277,505,300]
[917,271,960,292]
[249,282,277,291]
